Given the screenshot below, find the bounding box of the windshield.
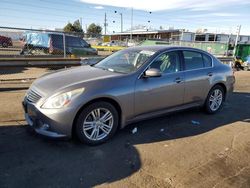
[94,49,156,74]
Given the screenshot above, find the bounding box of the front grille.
[26,89,42,103]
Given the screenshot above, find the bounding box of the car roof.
[127,45,208,53]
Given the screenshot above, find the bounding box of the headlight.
[41,88,84,109]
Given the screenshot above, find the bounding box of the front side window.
[66,36,84,47]
[80,39,89,47]
[94,49,155,74]
[149,51,181,74]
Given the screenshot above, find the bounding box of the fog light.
[41,124,49,130]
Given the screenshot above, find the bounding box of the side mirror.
[144,68,161,77]
[87,44,91,48]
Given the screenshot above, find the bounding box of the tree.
[63,20,83,33]
[63,23,75,33]
[73,20,83,33]
[87,23,102,37]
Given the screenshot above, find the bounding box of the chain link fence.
[0,26,232,58]
[140,39,229,56]
[171,41,229,56]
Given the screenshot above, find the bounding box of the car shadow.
[0,67,28,76]
[0,92,249,187]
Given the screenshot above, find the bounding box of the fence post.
[63,33,66,58]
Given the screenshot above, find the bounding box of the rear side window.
[183,51,203,70]
[183,51,212,70]
[202,54,212,67]
[51,34,63,49]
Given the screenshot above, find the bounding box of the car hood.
[32,65,121,97]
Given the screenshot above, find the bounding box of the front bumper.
[22,99,74,138]
[24,113,66,138]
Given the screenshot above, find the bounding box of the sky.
[0,0,249,35]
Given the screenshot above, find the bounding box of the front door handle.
[207,72,213,77]
[175,77,183,83]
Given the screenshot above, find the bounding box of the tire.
[235,63,242,71]
[75,101,119,145]
[2,42,8,48]
[204,85,225,114]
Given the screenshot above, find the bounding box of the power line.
[0,1,213,32]
[0,5,157,24]
[0,7,162,29]
[0,14,66,23]
[0,0,166,22]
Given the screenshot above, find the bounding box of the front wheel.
[75,102,119,145]
[204,85,225,114]
[2,42,8,48]
[235,63,242,71]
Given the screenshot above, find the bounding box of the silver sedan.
[23,46,235,145]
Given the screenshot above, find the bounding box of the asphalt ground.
[0,70,250,188]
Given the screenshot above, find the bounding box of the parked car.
[243,55,250,70]
[23,46,235,145]
[0,35,12,48]
[49,34,97,56]
[20,32,97,56]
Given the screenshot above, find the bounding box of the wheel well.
[71,97,122,139]
[213,83,227,100]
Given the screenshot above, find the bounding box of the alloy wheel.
[82,108,114,141]
[209,89,223,111]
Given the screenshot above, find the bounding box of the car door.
[182,50,213,104]
[134,50,185,116]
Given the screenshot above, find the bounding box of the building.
[110,29,250,44]
[110,29,183,41]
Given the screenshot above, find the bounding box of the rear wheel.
[204,85,225,114]
[75,102,119,145]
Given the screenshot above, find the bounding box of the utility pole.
[80,17,83,31]
[120,13,123,33]
[234,25,241,55]
[234,25,241,48]
[214,28,217,42]
[226,33,232,56]
[104,13,107,35]
[130,7,133,41]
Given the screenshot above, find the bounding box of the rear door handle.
[207,72,213,77]
[175,77,183,83]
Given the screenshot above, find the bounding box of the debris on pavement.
[132,127,137,134]
[21,79,27,83]
[191,120,201,125]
